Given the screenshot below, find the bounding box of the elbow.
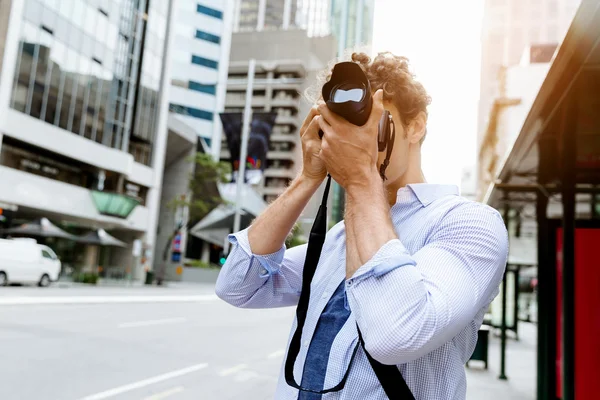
[362,317,434,365]
[362,337,414,365]
[215,280,249,308]
[214,279,232,304]
[363,333,429,365]
[214,267,246,308]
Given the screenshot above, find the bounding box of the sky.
[372,0,484,188]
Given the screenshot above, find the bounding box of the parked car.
[0,238,61,287]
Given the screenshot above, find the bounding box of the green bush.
[185,260,220,269]
[73,272,99,285]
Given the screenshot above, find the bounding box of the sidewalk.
[466,322,536,400]
[55,277,212,290]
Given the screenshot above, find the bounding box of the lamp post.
[232,59,256,238]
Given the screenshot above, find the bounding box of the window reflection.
[9,0,167,166]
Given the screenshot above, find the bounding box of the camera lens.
[331,83,366,104]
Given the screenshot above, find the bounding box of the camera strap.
[284,175,415,400]
[379,119,396,181]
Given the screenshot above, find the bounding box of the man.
[216,52,508,399]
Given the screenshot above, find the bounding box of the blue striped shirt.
[216,184,508,399]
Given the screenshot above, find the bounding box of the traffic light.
[219,251,227,266]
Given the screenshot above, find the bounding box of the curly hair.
[309,51,432,142]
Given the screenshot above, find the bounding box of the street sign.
[172,233,182,252]
[132,239,142,257]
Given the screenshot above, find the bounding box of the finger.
[300,106,319,134]
[317,103,344,127]
[302,115,321,139]
[316,115,333,137]
[367,89,385,127]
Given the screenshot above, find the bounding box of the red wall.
[556,228,600,399]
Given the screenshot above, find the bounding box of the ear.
[407,111,427,144]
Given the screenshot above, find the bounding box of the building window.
[195,29,221,44]
[191,55,218,69]
[188,81,216,95]
[197,4,223,19]
[169,103,213,121]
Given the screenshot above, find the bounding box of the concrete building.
[235,0,299,32]
[0,0,175,280]
[478,44,554,200]
[477,44,553,270]
[154,0,235,279]
[221,29,336,207]
[477,0,581,155]
[168,0,234,158]
[223,0,374,229]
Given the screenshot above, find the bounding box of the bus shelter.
[481,2,600,399]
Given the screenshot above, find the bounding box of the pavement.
[465,322,536,400]
[0,284,536,400]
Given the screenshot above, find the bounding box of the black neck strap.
[284,176,362,394]
[379,119,396,180]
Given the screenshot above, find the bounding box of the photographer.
[215,52,508,400]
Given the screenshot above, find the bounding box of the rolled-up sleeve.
[215,227,306,308]
[346,204,508,365]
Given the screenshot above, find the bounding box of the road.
[0,284,536,400]
[0,285,295,400]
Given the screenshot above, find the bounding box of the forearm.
[248,175,321,255]
[344,169,397,278]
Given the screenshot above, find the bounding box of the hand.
[317,89,384,191]
[299,106,327,185]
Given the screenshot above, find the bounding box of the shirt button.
[303,340,309,347]
[260,268,268,275]
[322,292,329,299]
[346,279,353,287]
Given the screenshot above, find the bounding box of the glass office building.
[330,0,374,54]
[8,0,168,166]
[168,0,234,155]
[0,0,173,279]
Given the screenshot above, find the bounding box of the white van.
[0,238,61,287]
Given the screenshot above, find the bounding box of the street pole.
[561,84,578,400]
[232,59,256,238]
[499,198,509,380]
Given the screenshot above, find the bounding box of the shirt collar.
[396,183,459,207]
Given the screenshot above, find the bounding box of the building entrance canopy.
[0,217,78,240]
[189,182,267,247]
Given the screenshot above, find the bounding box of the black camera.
[320,62,393,153]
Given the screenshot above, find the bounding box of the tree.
[157,153,231,283]
[169,152,231,225]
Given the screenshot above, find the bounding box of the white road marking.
[0,294,217,306]
[267,349,285,359]
[142,386,184,400]
[219,364,248,376]
[118,317,187,329]
[79,363,207,400]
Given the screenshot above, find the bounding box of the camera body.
[320,62,392,153]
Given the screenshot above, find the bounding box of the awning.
[0,217,78,240]
[483,0,600,208]
[77,229,127,247]
[217,182,266,216]
[189,183,267,246]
